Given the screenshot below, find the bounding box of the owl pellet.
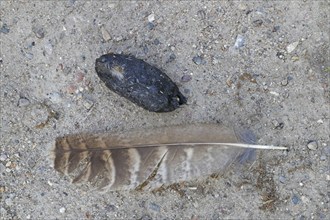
[95,53,187,112]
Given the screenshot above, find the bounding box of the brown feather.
[52,124,286,191]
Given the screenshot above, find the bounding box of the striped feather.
[52,124,286,191]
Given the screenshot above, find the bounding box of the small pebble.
[183,88,191,95]
[114,36,123,42]
[0,23,10,34]
[238,3,247,11]
[276,52,285,60]
[62,66,72,75]
[272,25,280,32]
[192,56,205,65]
[5,198,13,206]
[147,13,155,22]
[147,22,155,30]
[105,204,116,212]
[301,196,309,203]
[5,161,12,167]
[292,195,300,205]
[75,72,85,83]
[212,193,219,198]
[18,97,30,107]
[253,19,263,27]
[234,34,245,48]
[320,155,326,161]
[166,53,176,63]
[197,9,206,20]
[140,214,152,220]
[30,105,49,127]
[0,207,7,217]
[153,39,160,45]
[142,45,149,54]
[23,51,34,60]
[82,99,94,110]
[286,41,299,53]
[317,119,323,124]
[269,91,280,96]
[281,78,289,86]
[307,141,318,151]
[181,75,192,82]
[47,92,62,103]
[291,56,299,62]
[279,176,286,183]
[149,202,160,212]
[67,0,76,7]
[44,40,53,56]
[66,84,77,94]
[100,26,111,42]
[32,27,45,39]
[59,207,66,213]
[287,75,293,81]
[0,154,7,161]
[26,214,31,219]
[0,164,6,173]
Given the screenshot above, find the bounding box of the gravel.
[100,25,112,42]
[181,74,192,82]
[1,1,329,219]
[307,141,318,151]
[234,34,245,48]
[192,55,205,65]
[18,97,31,107]
[286,41,299,53]
[292,195,300,205]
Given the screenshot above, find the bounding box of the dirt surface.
[1,1,329,219]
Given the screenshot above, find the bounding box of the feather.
[52,124,287,191]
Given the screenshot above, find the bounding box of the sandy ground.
[1,1,329,219]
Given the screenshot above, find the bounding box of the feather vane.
[52,124,286,191]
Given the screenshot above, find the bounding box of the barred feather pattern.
[53,124,261,191]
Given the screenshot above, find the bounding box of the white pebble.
[5,161,11,167]
[18,98,30,107]
[115,36,123,42]
[286,41,299,53]
[44,41,53,55]
[269,91,279,96]
[48,92,62,103]
[307,141,318,151]
[317,119,323,124]
[237,3,247,11]
[59,207,66,213]
[0,154,7,161]
[100,26,111,42]
[83,99,94,110]
[147,13,155,22]
[5,198,13,206]
[301,196,309,203]
[234,34,245,48]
